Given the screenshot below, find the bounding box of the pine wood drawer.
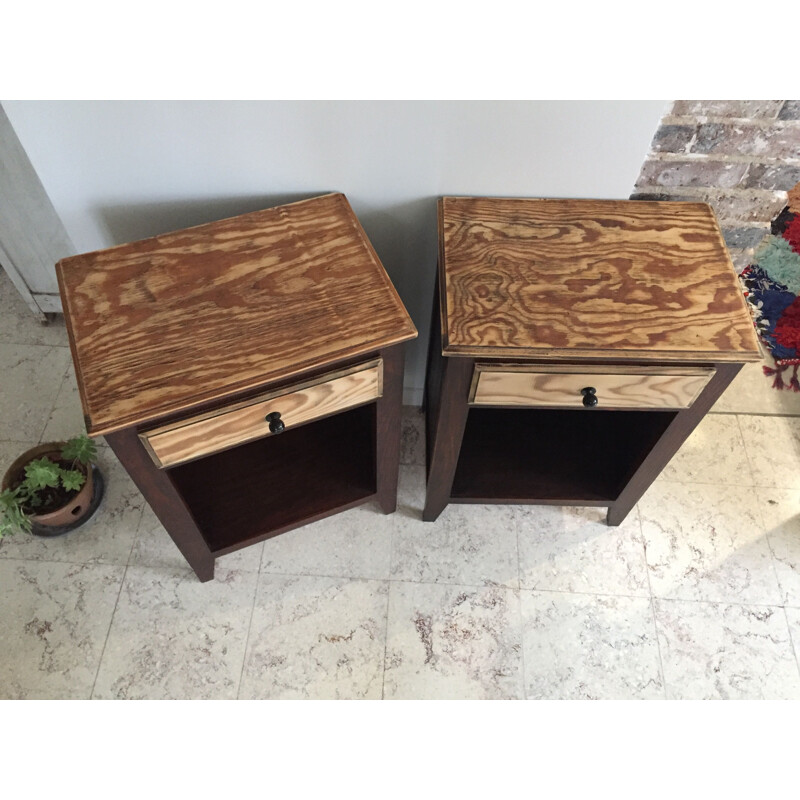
[469,364,715,410]
[140,359,383,468]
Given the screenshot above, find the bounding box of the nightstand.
[423,196,760,523]
[57,193,417,581]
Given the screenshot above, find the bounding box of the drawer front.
[141,359,383,468]
[470,364,715,410]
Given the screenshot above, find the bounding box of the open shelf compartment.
[169,404,377,554]
[450,407,676,504]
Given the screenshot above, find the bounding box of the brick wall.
[631,100,800,272]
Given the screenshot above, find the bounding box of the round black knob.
[265,411,285,433]
[581,387,598,407]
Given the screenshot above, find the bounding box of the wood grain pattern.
[470,364,714,409]
[141,359,382,468]
[439,197,761,363]
[57,193,417,436]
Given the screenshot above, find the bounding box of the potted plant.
[0,434,104,539]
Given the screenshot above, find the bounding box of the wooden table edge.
[81,328,418,438]
[438,343,763,363]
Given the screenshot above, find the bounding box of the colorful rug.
[740,183,800,390]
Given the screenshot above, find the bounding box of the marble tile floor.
[4,270,800,699]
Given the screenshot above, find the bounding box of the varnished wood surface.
[141,359,382,468]
[439,197,761,363]
[470,364,714,409]
[57,193,417,436]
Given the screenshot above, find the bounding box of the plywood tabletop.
[57,193,417,436]
[439,197,761,363]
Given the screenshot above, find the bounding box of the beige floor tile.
[39,363,87,442]
[240,574,388,699]
[259,501,391,580]
[517,505,649,596]
[639,482,781,604]
[0,560,124,699]
[92,565,258,699]
[521,591,663,700]
[384,581,523,699]
[0,344,71,442]
[757,489,800,608]
[660,414,751,485]
[0,270,69,348]
[390,466,519,588]
[130,504,264,573]
[655,598,800,700]
[739,414,800,489]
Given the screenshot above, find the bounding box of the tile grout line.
[235,568,262,700]
[89,562,129,700]
[35,355,72,445]
[381,473,404,700]
[739,412,791,612]
[2,557,796,611]
[782,607,800,681]
[514,507,527,700]
[637,505,668,699]
[380,579,391,701]
[735,412,760,489]
[734,412,793,609]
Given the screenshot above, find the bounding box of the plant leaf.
[61,434,97,465]
[23,458,61,490]
[0,488,31,537]
[61,469,86,492]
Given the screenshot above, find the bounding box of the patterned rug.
[740,182,800,389]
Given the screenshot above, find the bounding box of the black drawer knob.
[581,387,598,407]
[266,411,285,433]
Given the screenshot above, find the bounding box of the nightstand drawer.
[141,359,383,468]
[469,364,715,410]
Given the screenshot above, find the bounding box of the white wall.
[3,100,667,400]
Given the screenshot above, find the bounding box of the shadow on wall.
[97,192,327,245]
[95,193,440,403]
[357,197,440,400]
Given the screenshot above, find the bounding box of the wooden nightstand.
[423,197,761,523]
[57,193,417,581]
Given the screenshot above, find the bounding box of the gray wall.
[3,100,666,401]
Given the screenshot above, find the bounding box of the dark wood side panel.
[422,326,474,522]
[105,427,216,582]
[376,343,404,513]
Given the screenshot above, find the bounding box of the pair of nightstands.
[57,193,760,581]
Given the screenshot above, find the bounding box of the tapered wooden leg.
[423,353,474,522]
[606,362,742,526]
[105,427,215,581]
[376,343,404,514]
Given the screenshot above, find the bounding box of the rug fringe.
[765,363,789,389]
[791,364,800,392]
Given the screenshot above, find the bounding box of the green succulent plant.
[0,434,97,539]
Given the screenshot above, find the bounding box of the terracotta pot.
[1,442,95,529]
